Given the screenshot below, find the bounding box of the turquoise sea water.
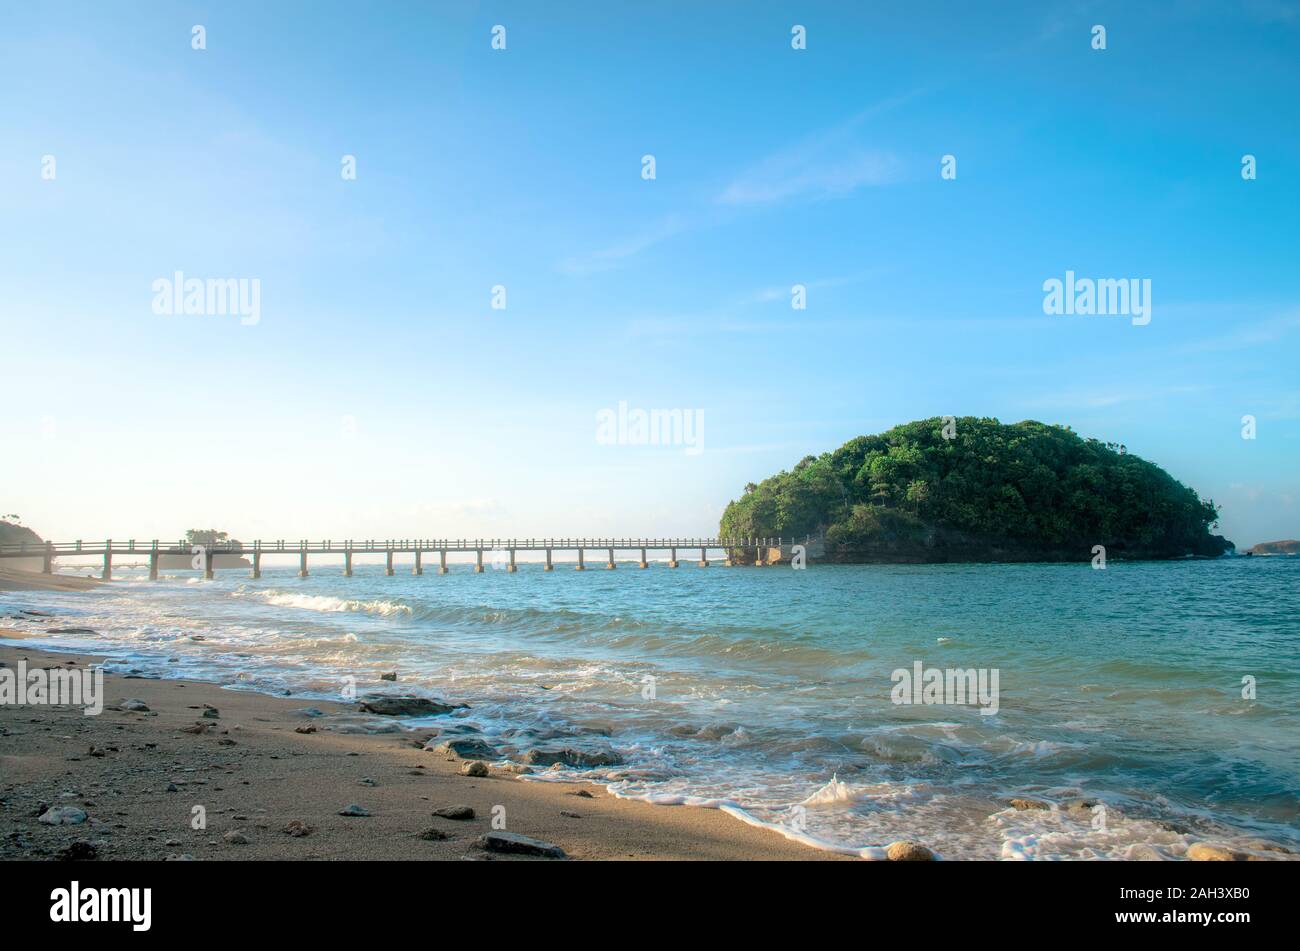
[4,556,1297,859]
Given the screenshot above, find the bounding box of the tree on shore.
[0,518,42,547]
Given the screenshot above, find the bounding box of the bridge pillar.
[439,549,448,574]
[413,550,423,575]
[576,548,585,571]
[203,548,214,580]
[668,547,678,568]
[508,548,517,572]
[344,551,353,577]
[251,551,262,579]
[43,542,54,575]
[475,549,484,573]
[639,547,647,569]
[755,546,764,567]
[699,546,708,567]
[299,551,309,577]
[544,549,553,571]
[385,551,394,576]
[103,541,112,581]
[606,547,616,569]
[148,551,159,580]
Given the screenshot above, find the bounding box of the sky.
[2,0,1298,550]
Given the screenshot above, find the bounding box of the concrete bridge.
[0,537,817,580]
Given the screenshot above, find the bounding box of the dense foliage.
[0,519,42,548]
[185,529,243,550]
[720,418,1228,559]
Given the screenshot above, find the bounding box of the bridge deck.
[0,536,810,577]
[0,537,804,556]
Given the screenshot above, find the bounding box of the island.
[720,417,1232,564]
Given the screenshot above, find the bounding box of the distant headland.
[720,417,1233,564]
[1246,540,1300,556]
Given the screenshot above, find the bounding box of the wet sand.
[0,567,102,593]
[0,641,848,861]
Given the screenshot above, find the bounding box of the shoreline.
[4,566,1293,862]
[0,640,850,861]
[0,567,103,593]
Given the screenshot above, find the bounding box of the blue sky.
[2,0,1297,548]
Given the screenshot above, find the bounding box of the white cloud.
[717,149,902,206]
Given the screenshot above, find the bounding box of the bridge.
[0,537,815,579]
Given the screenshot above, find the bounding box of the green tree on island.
[719,417,1230,562]
[184,529,243,551]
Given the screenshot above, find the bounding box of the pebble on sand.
[432,805,475,820]
[426,737,496,760]
[460,761,489,778]
[223,831,251,845]
[38,806,88,826]
[524,747,623,768]
[1009,798,1050,811]
[478,831,566,859]
[57,841,98,861]
[337,804,372,817]
[885,841,935,862]
[120,699,150,712]
[359,697,464,717]
[283,820,314,837]
[1186,843,1246,862]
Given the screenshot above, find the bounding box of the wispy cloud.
[1020,383,1214,411]
[715,90,925,207]
[559,215,692,275]
[747,270,884,304]
[561,87,929,274]
[717,149,902,206]
[1177,308,1300,354]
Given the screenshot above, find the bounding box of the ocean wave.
[242,590,413,617]
[800,773,855,806]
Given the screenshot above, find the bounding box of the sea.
[3,554,1297,860]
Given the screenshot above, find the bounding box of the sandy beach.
[0,637,847,861]
[0,567,102,593]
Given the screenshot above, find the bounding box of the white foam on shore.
[558,774,893,859]
[243,590,413,617]
[719,802,894,859]
[800,773,855,806]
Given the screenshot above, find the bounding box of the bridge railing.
[0,535,812,556]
